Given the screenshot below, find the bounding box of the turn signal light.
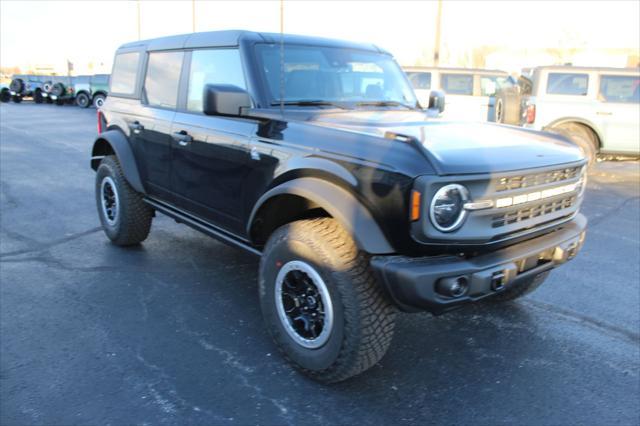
[410,190,421,221]
[526,104,536,124]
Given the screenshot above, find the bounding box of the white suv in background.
[521,66,640,164]
[404,67,520,123]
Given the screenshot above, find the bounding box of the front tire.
[95,156,153,246]
[12,95,22,103]
[551,123,598,168]
[93,94,106,108]
[259,218,396,383]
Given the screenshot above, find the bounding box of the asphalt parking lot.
[1,102,639,425]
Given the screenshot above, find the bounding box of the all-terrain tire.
[76,92,90,108]
[95,155,153,246]
[34,90,44,104]
[551,123,598,168]
[259,217,396,383]
[487,271,550,303]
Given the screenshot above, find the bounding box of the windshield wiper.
[270,100,348,109]
[355,101,416,110]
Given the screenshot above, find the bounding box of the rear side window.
[110,52,140,95]
[186,49,246,112]
[441,73,473,95]
[407,72,431,90]
[144,51,184,109]
[599,75,640,103]
[546,73,589,96]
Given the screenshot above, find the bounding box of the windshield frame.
[252,43,419,110]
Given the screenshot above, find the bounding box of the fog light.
[436,276,469,298]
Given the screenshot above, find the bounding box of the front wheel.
[12,95,22,103]
[259,218,396,383]
[93,94,106,108]
[95,156,153,245]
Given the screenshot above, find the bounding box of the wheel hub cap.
[275,260,334,348]
[100,176,119,226]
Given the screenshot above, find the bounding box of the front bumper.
[371,214,587,314]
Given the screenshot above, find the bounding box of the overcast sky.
[1,0,639,71]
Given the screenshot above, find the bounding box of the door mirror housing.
[428,90,446,114]
[203,84,251,116]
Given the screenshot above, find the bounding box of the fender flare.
[543,117,603,149]
[248,177,394,254]
[90,129,145,194]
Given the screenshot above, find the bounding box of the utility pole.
[137,0,141,40]
[192,0,196,32]
[433,0,442,66]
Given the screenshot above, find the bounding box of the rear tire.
[93,94,106,108]
[259,217,396,383]
[95,156,153,246]
[34,90,44,104]
[487,271,550,303]
[551,123,598,168]
[76,92,90,108]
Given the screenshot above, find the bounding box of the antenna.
[279,0,284,116]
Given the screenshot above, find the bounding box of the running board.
[144,198,261,256]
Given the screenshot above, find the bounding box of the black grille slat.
[495,167,580,192]
[492,196,577,228]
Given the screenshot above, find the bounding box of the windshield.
[256,44,417,108]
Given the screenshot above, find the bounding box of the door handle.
[172,131,193,146]
[596,111,613,116]
[130,121,144,134]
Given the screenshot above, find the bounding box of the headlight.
[429,184,469,232]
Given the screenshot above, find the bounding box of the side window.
[144,51,184,109]
[546,73,589,96]
[110,52,140,95]
[187,49,246,112]
[441,73,473,95]
[599,75,640,103]
[407,72,431,90]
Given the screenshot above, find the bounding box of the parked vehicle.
[90,74,109,108]
[0,83,10,103]
[404,67,520,123]
[8,74,46,103]
[49,76,76,105]
[74,74,109,108]
[92,30,587,383]
[521,66,640,164]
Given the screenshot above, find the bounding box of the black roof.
[117,30,387,54]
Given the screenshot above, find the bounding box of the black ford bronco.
[91,30,587,383]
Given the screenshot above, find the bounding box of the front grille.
[495,167,581,192]
[492,196,576,228]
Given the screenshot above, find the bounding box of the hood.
[306,110,584,175]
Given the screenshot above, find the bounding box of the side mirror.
[428,90,445,113]
[203,84,251,116]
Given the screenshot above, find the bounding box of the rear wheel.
[259,218,396,383]
[76,92,90,108]
[34,90,44,104]
[551,123,598,167]
[93,94,106,108]
[95,156,153,246]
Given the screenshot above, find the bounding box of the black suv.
[91,30,587,383]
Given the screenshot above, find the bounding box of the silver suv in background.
[521,66,640,164]
[404,67,520,124]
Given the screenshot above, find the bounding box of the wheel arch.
[248,177,394,254]
[90,129,145,194]
[545,117,602,150]
[92,91,107,99]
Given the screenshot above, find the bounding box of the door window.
[187,49,246,112]
[546,73,589,96]
[144,51,184,109]
[441,73,473,95]
[599,75,640,103]
[407,72,432,90]
[110,52,140,95]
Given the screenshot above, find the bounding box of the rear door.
[135,50,184,199]
[595,73,640,154]
[171,48,258,235]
